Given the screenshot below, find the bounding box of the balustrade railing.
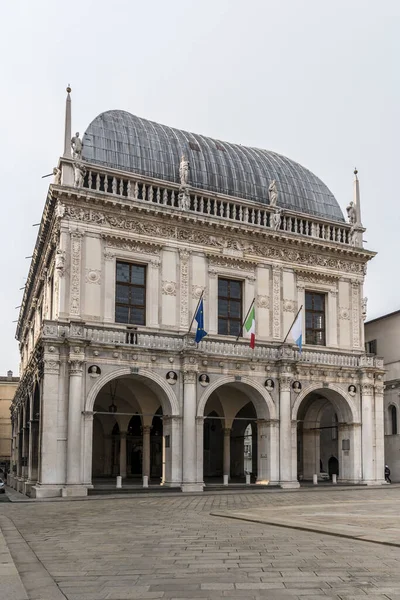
[76,164,351,246]
[42,321,381,368]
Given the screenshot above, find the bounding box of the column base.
[363,479,386,486]
[23,480,37,497]
[61,485,89,498]
[280,481,300,489]
[31,484,62,498]
[181,482,204,493]
[162,481,181,488]
[16,478,26,494]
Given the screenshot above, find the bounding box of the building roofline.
[365,309,400,325]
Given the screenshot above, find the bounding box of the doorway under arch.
[200,380,277,486]
[294,387,361,484]
[89,373,178,487]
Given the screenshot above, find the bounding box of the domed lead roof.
[82,110,344,222]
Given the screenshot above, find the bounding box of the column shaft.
[66,363,83,485]
[119,433,127,478]
[142,426,151,479]
[223,428,231,479]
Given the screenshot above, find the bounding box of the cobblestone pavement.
[2,487,400,599]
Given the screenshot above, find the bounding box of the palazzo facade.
[9,89,385,498]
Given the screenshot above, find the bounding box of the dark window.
[305,291,326,346]
[365,339,377,355]
[115,262,146,325]
[218,278,242,336]
[391,406,398,435]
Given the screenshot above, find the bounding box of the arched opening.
[200,380,276,486]
[90,373,175,488]
[390,405,398,435]
[295,387,359,484]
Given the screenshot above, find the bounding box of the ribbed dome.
[82,110,344,222]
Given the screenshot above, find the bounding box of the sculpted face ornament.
[199,374,210,387]
[88,365,101,377]
[292,381,302,393]
[166,371,177,385]
[265,378,275,391]
[348,385,357,396]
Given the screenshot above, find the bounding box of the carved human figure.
[199,374,210,387]
[55,202,65,218]
[346,201,356,224]
[71,132,82,159]
[362,297,368,321]
[166,371,177,385]
[179,189,190,211]
[55,248,65,272]
[88,365,101,378]
[292,381,302,393]
[265,378,275,391]
[272,208,281,231]
[268,180,278,206]
[53,167,61,185]
[348,384,356,396]
[74,162,86,188]
[179,155,189,186]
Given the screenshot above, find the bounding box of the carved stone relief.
[162,281,177,296]
[272,268,281,339]
[85,269,101,285]
[70,232,82,316]
[256,295,270,309]
[283,299,296,312]
[179,250,190,328]
[339,307,350,320]
[352,281,360,348]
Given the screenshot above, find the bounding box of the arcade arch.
[88,372,180,487]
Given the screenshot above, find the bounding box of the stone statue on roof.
[71,132,82,159]
[268,180,278,207]
[74,162,86,188]
[272,208,281,231]
[346,201,356,224]
[53,167,61,185]
[179,155,189,186]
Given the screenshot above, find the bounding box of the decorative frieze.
[179,250,190,328]
[64,206,366,275]
[104,235,161,255]
[351,281,360,348]
[272,267,281,339]
[69,231,83,316]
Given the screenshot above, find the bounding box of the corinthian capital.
[69,360,84,375]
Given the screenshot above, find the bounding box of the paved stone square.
[2,487,400,599]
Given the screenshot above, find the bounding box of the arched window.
[390,405,398,435]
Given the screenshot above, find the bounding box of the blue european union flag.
[194,298,207,343]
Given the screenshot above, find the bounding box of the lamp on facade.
[108,381,118,413]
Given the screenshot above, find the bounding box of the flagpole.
[282,304,303,345]
[187,290,204,334]
[235,298,255,343]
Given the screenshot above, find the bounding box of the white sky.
[1,0,399,374]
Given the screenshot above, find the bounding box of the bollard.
[313,474,318,485]
[223,474,228,486]
[116,476,122,489]
[246,473,251,485]
[143,475,149,488]
[332,474,337,484]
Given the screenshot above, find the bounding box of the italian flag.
[244,304,256,349]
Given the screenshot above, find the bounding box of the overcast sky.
[1,0,399,374]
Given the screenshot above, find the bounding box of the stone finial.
[63,85,72,158]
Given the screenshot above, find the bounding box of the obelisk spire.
[353,168,362,225]
[63,85,72,158]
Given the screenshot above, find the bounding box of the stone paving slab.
[0,520,28,599]
[1,488,400,599]
[211,496,400,547]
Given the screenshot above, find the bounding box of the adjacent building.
[365,311,400,481]
[0,371,19,473]
[9,88,385,498]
